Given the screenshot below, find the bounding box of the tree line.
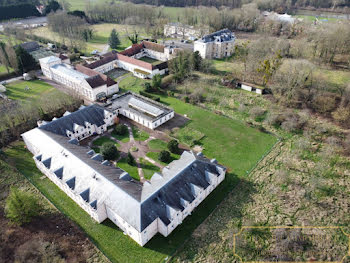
[120,0,350,10]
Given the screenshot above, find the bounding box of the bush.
[159,150,171,163]
[249,107,266,121]
[114,124,128,136]
[311,93,339,114]
[101,142,119,160]
[5,187,40,225]
[127,152,135,165]
[332,106,350,127]
[161,74,175,88]
[167,139,179,153]
[265,112,285,127]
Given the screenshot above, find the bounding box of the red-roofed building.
[84,41,181,79]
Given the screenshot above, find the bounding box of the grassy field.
[138,56,161,65]
[140,158,160,180]
[148,139,167,151]
[132,126,150,141]
[4,80,64,104]
[31,23,143,54]
[117,157,139,180]
[92,136,117,146]
[120,75,277,176]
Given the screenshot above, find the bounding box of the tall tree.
[5,187,40,225]
[15,46,36,73]
[44,0,61,14]
[0,42,10,73]
[108,29,121,49]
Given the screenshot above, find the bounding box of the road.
[0,16,47,27]
[164,40,194,51]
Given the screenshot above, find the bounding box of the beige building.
[194,29,236,59]
[164,23,209,40]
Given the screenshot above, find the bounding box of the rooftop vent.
[90,200,97,210]
[68,138,79,145]
[42,157,52,169]
[54,167,64,180]
[66,177,76,190]
[119,172,132,181]
[91,154,103,162]
[87,149,95,156]
[80,188,90,202]
[101,160,111,166]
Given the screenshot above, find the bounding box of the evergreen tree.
[127,151,135,166]
[167,139,179,153]
[109,29,121,50]
[5,187,40,225]
[101,142,119,160]
[159,150,171,163]
[44,0,61,14]
[15,46,36,73]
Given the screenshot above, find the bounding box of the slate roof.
[39,104,110,137]
[199,28,235,43]
[76,64,116,87]
[120,43,144,56]
[18,41,40,52]
[39,55,61,64]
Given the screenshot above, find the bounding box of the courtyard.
[83,116,187,182]
[138,56,163,65]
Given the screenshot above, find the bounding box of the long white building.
[39,56,118,101]
[22,105,226,246]
[107,92,174,130]
[194,29,236,59]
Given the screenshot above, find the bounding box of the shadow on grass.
[144,174,256,259]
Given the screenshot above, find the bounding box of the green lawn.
[0,64,13,75]
[138,56,162,65]
[140,158,160,180]
[92,136,117,147]
[4,80,62,104]
[148,139,168,151]
[123,76,277,177]
[132,126,150,141]
[146,151,180,166]
[117,157,139,181]
[111,130,130,143]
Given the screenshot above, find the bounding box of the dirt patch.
[0,208,105,263]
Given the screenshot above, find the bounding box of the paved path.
[126,124,134,142]
[144,156,164,169]
[1,76,23,84]
[101,44,110,55]
[136,158,145,182]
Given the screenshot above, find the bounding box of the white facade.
[194,29,236,59]
[164,23,209,40]
[39,56,119,101]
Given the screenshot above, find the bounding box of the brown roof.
[75,64,116,88]
[85,53,118,70]
[115,54,153,71]
[58,53,68,60]
[120,43,143,57]
[142,41,164,53]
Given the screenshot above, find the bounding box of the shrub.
[249,107,266,121]
[167,139,179,153]
[127,152,135,165]
[5,187,40,225]
[114,124,128,136]
[161,74,175,88]
[332,106,350,127]
[311,93,339,114]
[101,142,119,160]
[159,150,171,163]
[265,112,285,127]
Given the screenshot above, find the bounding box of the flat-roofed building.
[164,23,209,40]
[107,92,174,129]
[39,56,118,101]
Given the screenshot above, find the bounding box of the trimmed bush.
[114,124,128,136]
[167,139,179,153]
[101,142,119,160]
[127,152,135,165]
[159,150,171,163]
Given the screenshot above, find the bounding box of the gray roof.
[107,92,173,123]
[18,41,40,52]
[39,104,111,137]
[199,29,235,43]
[30,112,225,232]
